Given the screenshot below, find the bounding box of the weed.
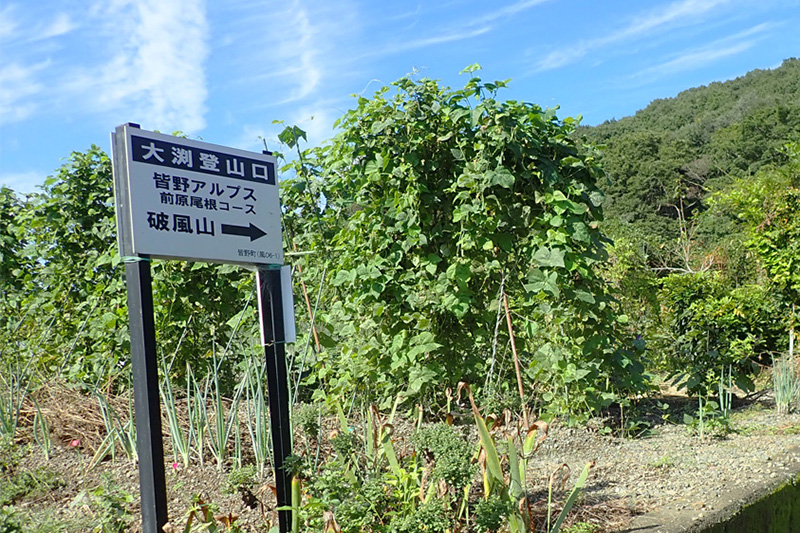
[87,477,134,533]
[389,497,451,533]
[646,455,675,470]
[684,396,732,439]
[224,465,259,495]
[0,436,21,473]
[473,494,512,532]
[0,467,64,506]
[331,431,357,459]
[293,403,321,441]
[564,522,600,533]
[173,494,244,533]
[412,423,475,491]
[0,506,23,533]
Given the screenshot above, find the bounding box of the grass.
[646,455,675,470]
[773,355,800,414]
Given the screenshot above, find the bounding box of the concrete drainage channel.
[621,447,800,533]
[699,475,800,533]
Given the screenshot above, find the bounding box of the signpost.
[113,124,282,265]
[111,124,293,533]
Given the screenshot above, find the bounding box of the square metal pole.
[257,266,293,532]
[126,257,169,532]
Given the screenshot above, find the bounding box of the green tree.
[0,187,29,302]
[283,69,646,415]
[11,146,128,380]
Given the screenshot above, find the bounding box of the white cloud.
[0,170,46,195]
[65,0,210,133]
[475,0,551,25]
[219,0,353,108]
[620,0,730,40]
[0,5,20,41]
[38,12,75,39]
[630,22,773,83]
[1,1,209,132]
[532,0,732,72]
[376,25,493,56]
[370,0,549,58]
[0,61,47,124]
[636,41,755,82]
[232,102,339,157]
[277,5,322,102]
[0,5,78,124]
[0,6,76,45]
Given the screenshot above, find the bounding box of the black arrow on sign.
[221,223,267,241]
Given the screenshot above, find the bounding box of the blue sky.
[1,0,798,194]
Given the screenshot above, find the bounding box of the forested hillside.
[584,57,800,252]
[584,58,800,396]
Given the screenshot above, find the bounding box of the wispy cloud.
[232,99,341,156]
[532,0,732,72]
[62,0,209,133]
[0,5,20,41]
[220,0,355,108]
[475,0,551,25]
[368,0,550,59]
[0,5,76,45]
[0,61,47,124]
[0,5,76,125]
[274,3,323,103]
[0,0,209,132]
[38,13,75,39]
[376,25,493,56]
[629,22,773,84]
[636,42,754,83]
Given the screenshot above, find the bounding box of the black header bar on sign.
[131,135,276,185]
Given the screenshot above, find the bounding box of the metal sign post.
[112,123,294,533]
[257,267,293,533]
[126,256,168,533]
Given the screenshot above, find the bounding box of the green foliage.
[749,190,800,304]
[223,465,259,495]
[331,431,358,459]
[563,522,600,533]
[0,187,29,301]
[284,69,645,415]
[683,395,732,439]
[301,460,398,533]
[293,403,321,441]
[773,355,800,414]
[0,506,23,533]
[0,466,64,506]
[473,494,511,532]
[5,147,127,384]
[601,237,660,337]
[87,478,135,533]
[389,498,451,533]
[659,272,782,394]
[412,424,475,490]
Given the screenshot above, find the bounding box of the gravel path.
[527,399,800,531]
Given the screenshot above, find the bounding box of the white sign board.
[112,124,283,265]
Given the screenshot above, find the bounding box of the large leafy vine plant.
[282,67,646,416]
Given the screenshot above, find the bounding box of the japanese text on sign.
[132,135,276,184]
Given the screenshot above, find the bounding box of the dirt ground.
[3,383,800,532]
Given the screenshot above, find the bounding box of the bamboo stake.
[292,242,321,354]
[503,293,528,427]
